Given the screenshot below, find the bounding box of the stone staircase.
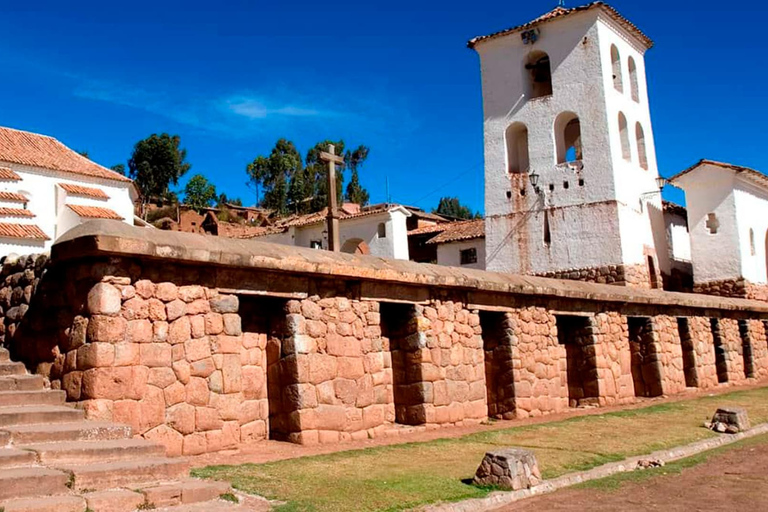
[0,348,232,512]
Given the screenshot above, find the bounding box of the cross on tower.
[319,144,344,252]
[706,213,720,234]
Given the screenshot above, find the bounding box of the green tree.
[344,145,370,206]
[111,163,126,175]
[433,197,481,220]
[77,150,90,159]
[246,139,303,216]
[305,140,345,213]
[216,193,242,207]
[184,174,217,212]
[128,134,191,211]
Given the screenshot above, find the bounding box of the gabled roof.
[426,219,485,244]
[0,223,49,240]
[275,204,410,229]
[467,2,653,50]
[59,183,110,200]
[669,159,768,190]
[0,126,131,183]
[67,205,123,220]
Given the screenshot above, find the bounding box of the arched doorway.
[341,238,371,255]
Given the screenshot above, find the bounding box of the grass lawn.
[193,387,768,512]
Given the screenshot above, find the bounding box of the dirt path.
[189,382,765,468]
[496,436,768,512]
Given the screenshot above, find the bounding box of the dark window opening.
[377,223,386,238]
[460,247,478,265]
[524,51,553,99]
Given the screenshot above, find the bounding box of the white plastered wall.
[673,166,740,283]
[436,238,486,270]
[476,9,659,275]
[0,161,135,255]
[733,178,768,284]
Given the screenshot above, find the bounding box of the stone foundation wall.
[718,318,746,383]
[505,307,568,419]
[651,316,687,395]
[747,320,768,380]
[695,278,768,303]
[593,313,635,405]
[0,254,49,347]
[535,263,654,289]
[49,278,268,456]
[679,317,719,389]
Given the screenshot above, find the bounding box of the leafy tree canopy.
[110,163,126,175]
[129,133,191,205]
[217,193,242,207]
[184,174,217,212]
[433,197,482,220]
[246,139,370,216]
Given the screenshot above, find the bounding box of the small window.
[377,223,386,238]
[628,56,639,102]
[543,211,551,247]
[619,112,631,161]
[505,122,530,174]
[706,213,719,234]
[555,112,583,164]
[750,228,756,255]
[611,45,623,92]
[460,247,478,265]
[310,240,322,249]
[524,51,553,99]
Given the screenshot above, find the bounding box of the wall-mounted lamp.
[529,170,542,195]
[640,176,669,200]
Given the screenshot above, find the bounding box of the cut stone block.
[711,406,750,433]
[473,448,541,490]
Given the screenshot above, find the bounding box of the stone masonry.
[1,221,768,455]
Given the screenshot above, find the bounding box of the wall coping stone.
[53,220,768,315]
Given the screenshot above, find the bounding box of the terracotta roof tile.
[0,223,49,240]
[66,204,123,220]
[408,224,448,236]
[0,167,21,181]
[0,191,28,203]
[670,159,768,189]
[276,204,400,228]
[0,208,34,218]
[0,126,131,183]
[59,183,110,200]
[468,2,653,50]
[426,219,485,244]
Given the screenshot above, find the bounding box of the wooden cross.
[319,144,344,252]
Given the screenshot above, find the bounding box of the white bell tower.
[470,3,665,288]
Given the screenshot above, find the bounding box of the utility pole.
[319,144,344,252]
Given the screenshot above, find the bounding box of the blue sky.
[1,0,766,212]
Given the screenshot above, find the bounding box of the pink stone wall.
[718,318,746,383]
[651,316,687,395]
[685,317,719,389]
[50,278,268,456]
[593,313,634,405]
[747,320,768,380]
[504,307,568,418]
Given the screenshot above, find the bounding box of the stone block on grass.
[473,448,541,490]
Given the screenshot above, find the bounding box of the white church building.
[0,126,136,256]
[470,2,671,289]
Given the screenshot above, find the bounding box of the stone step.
[0,347,9,362]
[58,457,190,491]
[3,421,132,444]
[0,374,45,391]
[140,478,232,508]
[0,361,26,376]
[0,466,70,501]
[0,447,37,468]
[83,489,145,512]
[0,390,66,407]
[23,438,166,465]
[0,405,83,427]
[0,495,87,512]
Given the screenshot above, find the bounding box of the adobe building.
[470,3,666,289]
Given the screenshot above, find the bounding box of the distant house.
[420,219,486,270]
[0,126,136,256]
[255,203,411,259]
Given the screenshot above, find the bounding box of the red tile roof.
[0,126,131,183]
[468,2,653,50]
[0,191,28,203]
[0,208,34,218]
[66,205,123,220]
[0,223,49,240]
[408,224,448,236]
[59,183,110,200]
[670,159,768,190]
[276,204,402,228]
[426,219,485,244]
[0,167,21,181]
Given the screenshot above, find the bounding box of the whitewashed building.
[0,126,136,256]
[669,160,768,301]
[256,203,411,260]
[470,3,666,288]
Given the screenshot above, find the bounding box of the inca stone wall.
[695,278,768,303]
[1,221,767,455]
[536,263,653,288]
[0,253,49,347]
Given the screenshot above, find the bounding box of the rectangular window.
[460,247,478,265]
[310,240,322,249]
